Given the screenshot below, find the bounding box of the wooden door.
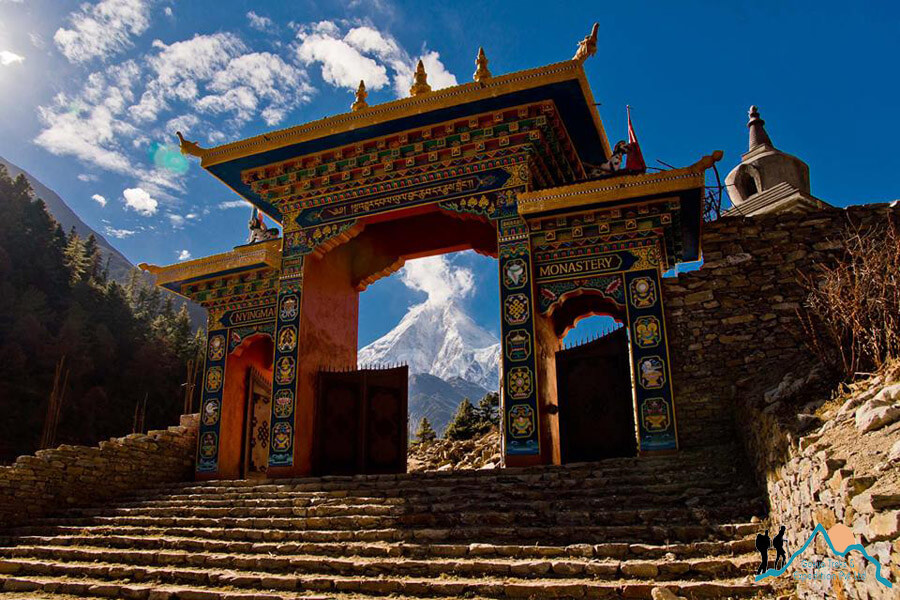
[242,367,272,478]
[556,327,636,462]
[364,368,408,474]
[314,366,408,476]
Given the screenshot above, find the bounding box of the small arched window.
[737,170,759,198]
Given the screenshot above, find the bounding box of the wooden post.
[40,356,68,450]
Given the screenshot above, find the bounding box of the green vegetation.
[413,416,436,445]
[443,391,499,441]
[0,164,203,463]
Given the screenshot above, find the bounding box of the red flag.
[625,106,646,173]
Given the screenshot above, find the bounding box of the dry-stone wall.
[738,368,900,599]
[0,414,198,528]
[663,203,899,448]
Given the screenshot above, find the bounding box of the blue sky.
[0,0,897,345]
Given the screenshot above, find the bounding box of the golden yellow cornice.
[139,239,282,291]
[197,60,611,168]
[517,151,723,216]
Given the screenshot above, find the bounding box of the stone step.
[1,532,759,561]
[130,468,747,499]
[64,495,764,521]
[5,521,761,545]
[0,575,332,599]
[0,544,762,581]
[109,482,761,510]
[32,503,762,532]
[0,559,773,599]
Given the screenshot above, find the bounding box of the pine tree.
[414,417,436,445]
[82,234,101,282]
[475,391,500,431]
[63,230,89,284]
[444,398,479,441]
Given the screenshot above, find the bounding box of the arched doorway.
[219,334,274,479]
[547,293,638,462]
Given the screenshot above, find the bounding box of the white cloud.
[219,199,247,209]
[35,61,141,175]
[177,249,191,260]
[296,22,389,90]
[34,59,184,197]
[54,0,151,63]
[104,226,136,238]
[185,212,198,219]
[165,113,199,134]
[0,50,25,66]
[123,187,157,215]
[78,173,99,182]
[91,193,107,207]
[246,11,273,31]
[167,213,185,227]
[129,33,311,129]
[198,51,313,126]
[164,7,172,17]
[400,255,474,306]
[296,22,457,98]
[29,33,45,49]
[130,33,244,123]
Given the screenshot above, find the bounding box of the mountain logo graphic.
[755,522,892,588]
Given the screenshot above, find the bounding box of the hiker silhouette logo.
[755,526,788,575]
[755,522,892,589]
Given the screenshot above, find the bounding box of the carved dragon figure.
[573,23,599,62]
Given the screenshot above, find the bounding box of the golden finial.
[473,47,491,83]
[409,59,432,97]
[573,23,599,62]
[351,80,369,112]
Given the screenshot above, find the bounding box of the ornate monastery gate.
[141,39,720,479]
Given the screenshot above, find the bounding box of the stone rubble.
[407,428,501,472]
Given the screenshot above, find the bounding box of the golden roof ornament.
[573,23,599,63]
[473,47,491,83]
[351,80,369,112]
[175,131,206,158]
[409,59,432,97]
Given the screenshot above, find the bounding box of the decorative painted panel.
[624,268,677,451]
[268,259,304,467]
[196,328,227,472]
[498,219,541,456]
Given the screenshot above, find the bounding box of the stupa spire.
[473,47,491,83]
[747,105,773,151]
[409,60,432,96]
[351,80,368,112]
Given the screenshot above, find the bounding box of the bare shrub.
[798,213,900,379]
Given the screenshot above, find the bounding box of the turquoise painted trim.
[755,523,892,588]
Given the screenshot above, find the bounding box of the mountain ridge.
[0,156,206,327]
[358,299,500,390]
[0,155,135,282]
[359,298,499,437]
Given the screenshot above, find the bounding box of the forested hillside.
[0,165,202,463]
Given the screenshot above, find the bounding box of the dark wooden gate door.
[556,327,636,462]
[314,366,408,476]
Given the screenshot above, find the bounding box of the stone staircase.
[0,445,780,599]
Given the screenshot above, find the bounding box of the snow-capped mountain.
[358,300,500,391]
